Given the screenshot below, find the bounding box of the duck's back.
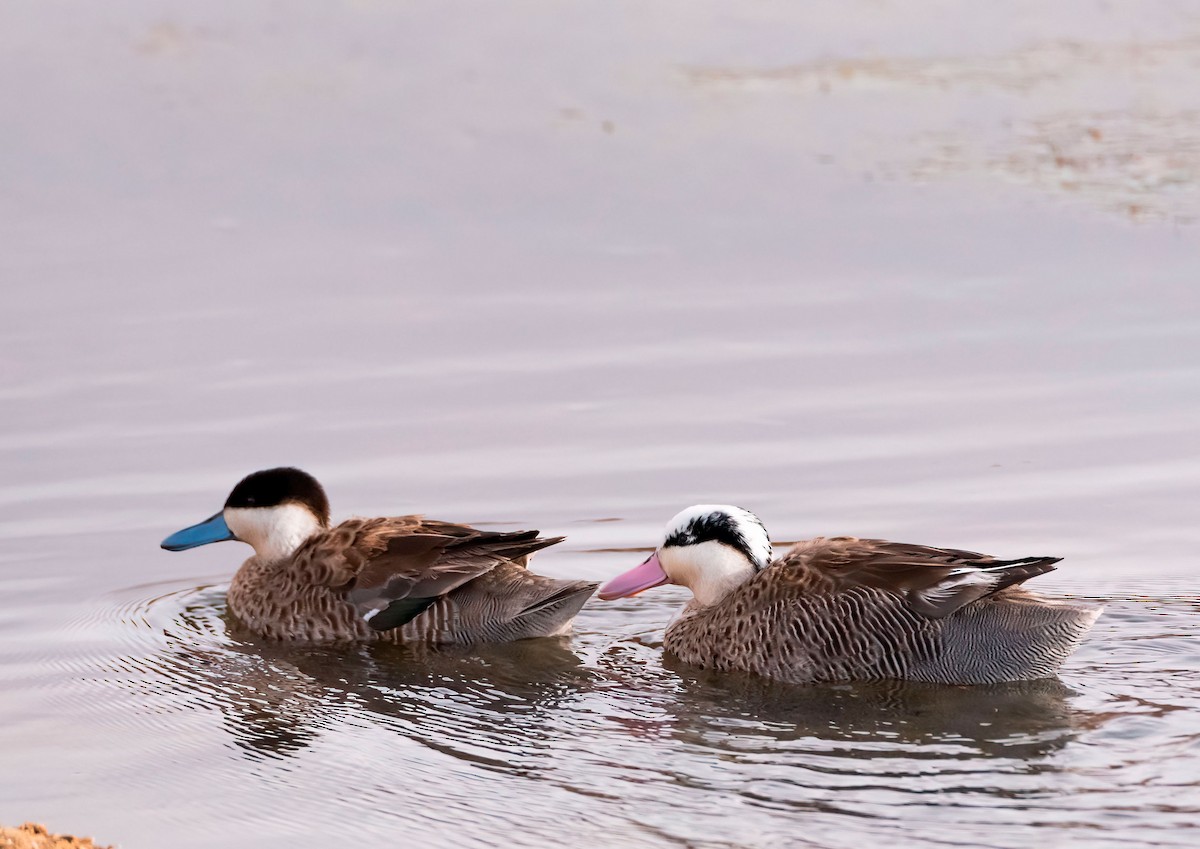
[663,537,1102,685]
[228,516,594,644]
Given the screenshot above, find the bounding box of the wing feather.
[307,518,565,630]
[786,537,1061,619]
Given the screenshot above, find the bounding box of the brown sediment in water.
[681,33,1200,223]
[0,823,111,849]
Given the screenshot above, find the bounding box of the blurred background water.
[1,2,1198,847]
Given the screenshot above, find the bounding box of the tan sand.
[0,823,111,849]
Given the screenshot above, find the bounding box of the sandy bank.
[0,823,111,849]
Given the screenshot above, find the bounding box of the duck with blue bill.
[162,467,596,644]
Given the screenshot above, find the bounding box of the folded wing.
[302,517,564,631]
[795,537,1062,619]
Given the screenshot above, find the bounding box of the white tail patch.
[911,569,1000,618]
[923,569,998,601]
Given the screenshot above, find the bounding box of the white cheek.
[660,544,706,587]
[660,541,757,607]
[224,507,269,544]
[225,504,320,560]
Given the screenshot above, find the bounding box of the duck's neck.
[691,566,757,607]
[225,504,324,562]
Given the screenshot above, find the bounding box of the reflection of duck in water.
[663,665,1085,760]
[600,505,1102,685]
[162,468,596,643]
[162,598,595,761]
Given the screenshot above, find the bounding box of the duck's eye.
[245,497,256,505]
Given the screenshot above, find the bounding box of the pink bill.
[598,552,670,600]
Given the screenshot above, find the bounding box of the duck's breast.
[228,555,373,642]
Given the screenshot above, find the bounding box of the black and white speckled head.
[662,505,773,572]
[599,504,774,607]
[162,467,330,561]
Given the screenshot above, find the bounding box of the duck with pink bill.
[599,505,1102,685]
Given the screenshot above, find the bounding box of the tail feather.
[982,556,1062,593]
[913,556,1062,619]
[492,534,565,566]
[515,580,598,619]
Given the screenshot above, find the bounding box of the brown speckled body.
[664,537,1102,685]
[227,516,596,644]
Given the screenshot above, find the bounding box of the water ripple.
[17,576,1192,847]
